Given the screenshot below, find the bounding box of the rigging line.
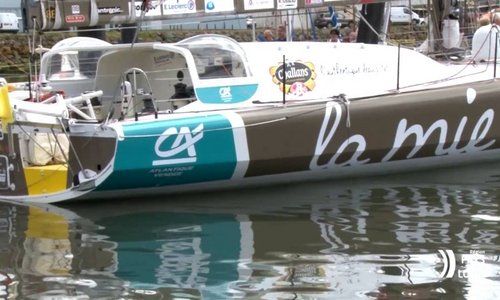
[120,100,336,139]
[57,117,85,173]
[399,27,498,90]
[131,0,150,48]
[16,126,75,188]
[355,11,386,42]
[50,127,75,179]
[17,124,58,159]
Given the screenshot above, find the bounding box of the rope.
[17,124,57,159]
[51,127,74,179]
[57,117,84,173]
[400,25,499,90]
[119,96,346,139]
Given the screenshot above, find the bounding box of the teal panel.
[99,115,237,190]
[99,212,241,291]
[196,84,258,104]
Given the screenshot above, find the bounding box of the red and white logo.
[65,15,86,23]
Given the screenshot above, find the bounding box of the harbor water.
[0,162,499,299]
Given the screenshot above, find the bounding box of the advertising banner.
[163,0,197,15]
[204,0,235,13]
[243,0,274,11]
[305,0,323,5]
[61,0,91,27]
[132,1,162,17]
[277,0,298,10]
[98,0,130,17]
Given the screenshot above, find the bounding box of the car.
[390,7,422,25]
[314,11,346,29]
[0,13,20,33]
[314,13,334,28]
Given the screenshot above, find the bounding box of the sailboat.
[0,25,499,203]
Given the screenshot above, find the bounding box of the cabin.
[39,35,256,120]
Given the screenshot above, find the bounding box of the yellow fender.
[0,85,14,132]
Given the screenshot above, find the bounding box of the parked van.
[390,7,421,24]
[0,13,20,33]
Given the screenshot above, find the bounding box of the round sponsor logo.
[275,62,312,84]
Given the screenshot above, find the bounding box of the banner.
[243,0,274,10]
[163,0,197,15]
[133,1,162,17]
[204,0,234,13]
[306,0,323,5]
[98,0,130,18]
[277,0,298,10]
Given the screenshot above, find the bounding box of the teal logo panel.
[100,115,237,190]
[99,212,242,294]
[196,84,258,104]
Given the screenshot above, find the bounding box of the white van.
[0,13,20,33]
[390,7,421,24]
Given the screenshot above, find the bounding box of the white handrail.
[64,90,102,120]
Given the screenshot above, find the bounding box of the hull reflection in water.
[0,162,499,299]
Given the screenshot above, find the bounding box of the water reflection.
[1,163,500,299]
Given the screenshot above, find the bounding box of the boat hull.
[2,80,500,203]
[91,80,500,200]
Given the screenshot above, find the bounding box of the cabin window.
[189,47,247,79]
[46,50,103,81]
[177,35,251,80]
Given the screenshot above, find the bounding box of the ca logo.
[219,87,232,101]
[153,124,204,166]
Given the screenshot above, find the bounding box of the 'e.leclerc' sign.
[163,0,197,15]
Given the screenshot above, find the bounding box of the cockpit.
[38,35,256,121]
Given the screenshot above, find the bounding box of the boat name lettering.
[153,124,204,166]
[310,89,496,169]
[310,101,369,170]
[382,109,495,162]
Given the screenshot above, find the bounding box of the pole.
[252,21,256,42]
[495,32,498,79]
[282,55,286,105]
[427,0,431,53]
[397,43,401,91]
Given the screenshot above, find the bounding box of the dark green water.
[1,163,499,299]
